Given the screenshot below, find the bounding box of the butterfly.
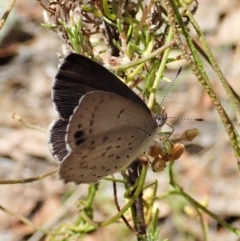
[48,53,167,184]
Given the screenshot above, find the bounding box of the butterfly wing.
[60,125,154,184]
[66,91,157,152]
[49,53,151,163]
[48,119,68,162]
[59,91,158,183]
[53,53,150,120]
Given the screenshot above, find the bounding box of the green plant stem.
[180,0,240,124]
[86,184,98,207]
[148,28,174,110]
[0,0,16,30]
[0,168,57,184]
[171,188,240,236]
[169,162,240,237]
[127,38,155,81]
[195,204,208,241]
[103,177,127,184]
[107,40,176,72]
[80,165,148,229]
[146,180,158,225]
[101,164,148,227]
[164,0,240,167]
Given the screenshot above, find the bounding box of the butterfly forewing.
[66,91,157,152]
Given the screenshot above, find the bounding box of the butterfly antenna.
[157,67,203,135]
[164,117,203,141]
[167,117,204,122]
[160,66,182,106]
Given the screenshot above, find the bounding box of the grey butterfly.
[48,53,167,184]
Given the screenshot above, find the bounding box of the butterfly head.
[153,107,168,127]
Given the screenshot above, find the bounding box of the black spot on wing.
[117,109,125,118]
[74,130,84,139]
[74,130,86,146]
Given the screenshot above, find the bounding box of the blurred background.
[0,0,240,240]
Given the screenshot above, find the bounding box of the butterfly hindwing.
[60,125,155,184]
